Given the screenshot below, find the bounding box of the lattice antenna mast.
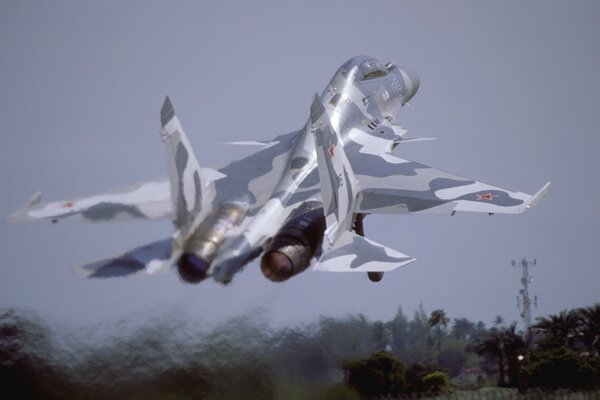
[511,258,538,335]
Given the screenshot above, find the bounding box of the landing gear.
[353,213,365,236]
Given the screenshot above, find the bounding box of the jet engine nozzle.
[177,202,247,283]
[260,201,325,282]
[261,250,293,282]
[177,253,210,283]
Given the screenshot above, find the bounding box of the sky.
[1,1,599,332]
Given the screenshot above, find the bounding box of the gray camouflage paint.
[315,230,414,273]
[327,234,412,271]
[74,238,173,278]
[8,56,549,283]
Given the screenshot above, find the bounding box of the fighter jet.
[7,56,550,283]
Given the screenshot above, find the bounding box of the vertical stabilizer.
[310,94,359,246]
[310,94,416,275]
[160,96,223,230]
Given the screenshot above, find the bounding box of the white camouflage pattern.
[7,56,550,283]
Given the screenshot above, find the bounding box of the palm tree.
[476,327,505,386]
[450,317,476,340]
[577,303,600,353]
[476,323,526,387]
[501,323,526,387]
[532,309,581,349]
[428,309,449,364]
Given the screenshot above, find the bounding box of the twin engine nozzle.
[177,202,246,283]
[177,201,326,284]
[260,201,325,282]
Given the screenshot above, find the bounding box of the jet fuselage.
[179,56,420,283]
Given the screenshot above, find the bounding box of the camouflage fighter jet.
[7,56,551,283]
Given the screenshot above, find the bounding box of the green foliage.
[388,305,488,377]
[404,363,454,396]
[421,370,451,396]
[4,303,600,398]
[451,317,479,340]
[520,303,600,391]
[387,306,409,356]
[343,351,406,399]
[371,321,391,352]
[439,339,468,376]
[475,323,526,387]
[428,309,449,365]
[405,363,438,394]
[428,309,449,329]
[579,304,600,353]
[390,304,439,366]
[532,310,582,349]
[318,315,377,365]
[532,305,600,355]
[520,346,600,390]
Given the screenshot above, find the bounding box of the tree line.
[1,303,598,399]
[344,304,600,398]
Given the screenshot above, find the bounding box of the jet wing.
[73,238,174,278]
[6,181,172,223]
[7,131,302,226]
[351,152,550,215]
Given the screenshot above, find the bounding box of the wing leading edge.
[352,152,551,215]
[6,181,172,224]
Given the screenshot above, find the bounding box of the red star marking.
[62,201,74,208]
[328,144,335,158]
[476,193,499,201]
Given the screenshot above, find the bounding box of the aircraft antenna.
[511,258,538,340]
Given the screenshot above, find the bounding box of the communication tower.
[511,258,538,337]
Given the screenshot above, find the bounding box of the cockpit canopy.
[357,58,389,80]
[335,55,420,107]
[339,56,393,81]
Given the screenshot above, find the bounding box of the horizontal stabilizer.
[314,231,415,272]
[73,238,173,278]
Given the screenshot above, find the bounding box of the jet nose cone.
[398,65,420,104]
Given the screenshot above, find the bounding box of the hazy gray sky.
[1,1,599,331]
